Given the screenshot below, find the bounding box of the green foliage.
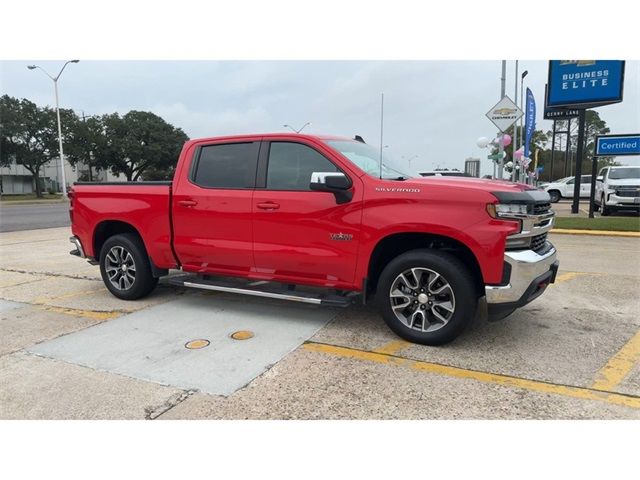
[99,111,188,181]
[0,95,71,197]
[65,114,107,182]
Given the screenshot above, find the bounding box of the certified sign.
[486,96,523,132]
[595,134,640,157]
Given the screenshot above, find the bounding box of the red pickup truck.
[69,133,558,345]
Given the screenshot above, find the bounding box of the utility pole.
[379,93,384,179]
[27,60,80,197]
[513,60,519,156]
[497,61,506,179]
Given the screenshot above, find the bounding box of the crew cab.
[68,133,559,345]
[594,166,640,216]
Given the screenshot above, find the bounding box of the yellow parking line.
[372,340,413,356]
[303,342,640,410]
[39,305,122,321]
[553,271,591,284]
[591,330,640,392]
[552,229,640,238]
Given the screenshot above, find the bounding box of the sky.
[1,60,639,176]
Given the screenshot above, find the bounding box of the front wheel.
[99,233,158,300]
[376,249,478,346]
[600,196,611,216]
[548,190,561,203]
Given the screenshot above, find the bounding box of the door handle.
[257,202,280,210]
[177,199,198,207]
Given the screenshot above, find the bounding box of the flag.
[524,88,536,158]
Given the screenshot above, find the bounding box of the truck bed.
[70,182,177,269]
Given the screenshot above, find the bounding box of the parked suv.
[595,166,640,215]
[543,175,592,203]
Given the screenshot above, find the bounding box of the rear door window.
[192,142,260,189]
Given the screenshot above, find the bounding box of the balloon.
[476,137,490,148]
[514,149,524,160]
[505,161,513,169]
[502,134,512,146]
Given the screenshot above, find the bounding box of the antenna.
[379,93,384,180]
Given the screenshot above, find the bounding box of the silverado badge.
[330,233,353,241]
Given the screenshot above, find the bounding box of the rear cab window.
[191,142,260,189]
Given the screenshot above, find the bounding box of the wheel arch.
[93,220,168,278]
[366,232,484,299]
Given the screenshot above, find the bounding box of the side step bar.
[168,275,357,308]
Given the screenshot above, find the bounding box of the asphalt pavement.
[0,203,70,232]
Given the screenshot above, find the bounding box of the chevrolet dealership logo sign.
[486,96,524,132]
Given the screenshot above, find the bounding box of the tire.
[548,190,561,203]
[376,249,478,346]
[600,196,611,216]
[99,233,158,300]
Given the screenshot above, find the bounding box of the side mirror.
[596,176,603,182]
[310,172,353,204]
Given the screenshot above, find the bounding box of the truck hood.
[406,175,540,194]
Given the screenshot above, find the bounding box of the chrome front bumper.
[485,245,558,305]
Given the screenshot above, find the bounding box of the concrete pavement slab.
[0,227,99,279]
[549,233,640,277]
[0,271,48,289]
[28,294,338,395]
[0,352,184,419]
[0,299,23,315]
[313,276,640,391]
[160,347,640,420]
[0,304,103,356]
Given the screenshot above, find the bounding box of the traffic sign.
[595,134,640,157]
[486,96,523,133]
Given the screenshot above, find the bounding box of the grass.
[554,216,640,232]
[0,193,63,202]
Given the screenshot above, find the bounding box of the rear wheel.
[377,249,478,346]
[548,190,561,203]
[99,233,158,300]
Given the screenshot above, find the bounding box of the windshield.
[326,140,411,180]
[609,167,640,180]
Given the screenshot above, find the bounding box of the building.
[464,157,481,178]
[1,157,121,194]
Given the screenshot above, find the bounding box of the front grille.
[530,233,548,253]
[532,202,551,215]
[615,188,640,197]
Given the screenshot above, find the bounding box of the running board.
[167,275,356,307]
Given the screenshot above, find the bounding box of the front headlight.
[486,203,528,218]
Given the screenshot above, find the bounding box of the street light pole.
[283,122,311,133]
[27,60,79,197]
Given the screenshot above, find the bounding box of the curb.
[552,229,640,238]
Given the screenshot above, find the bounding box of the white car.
[594,166,640,216]
[543,175,593,203]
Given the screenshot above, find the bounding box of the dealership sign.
[486,96,523,132]
[547,60,625,108]
[595,134,640,157]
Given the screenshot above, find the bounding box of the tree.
[65,114,107,182]
[99,111,188,181]
[0,95,72,197]
[572,110,613,175]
